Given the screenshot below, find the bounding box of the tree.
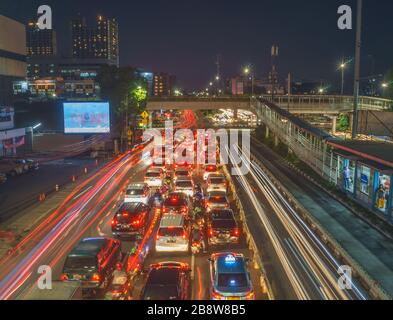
[97,66,148,150]
[337,114,349,132]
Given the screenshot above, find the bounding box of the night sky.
[1,0,392,90]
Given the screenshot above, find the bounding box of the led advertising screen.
[63,102,110,134]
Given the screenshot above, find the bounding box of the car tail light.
[122,212,129,218]
[212,291,222,300]
[156,234,160,240]
[91,273,101,282]
[181,206,187,214]
[232,228,239,236]
[162,207,168,213]
[245,291,254,300]
[111,219,117,226]
[132,219,141,226]
[209,229,213,237]
[182,232,187,240]
[60,273,68,281]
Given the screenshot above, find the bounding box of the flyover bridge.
[146,95,393,115]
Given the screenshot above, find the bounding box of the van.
[61,237,122,289]
[155,214,190,253]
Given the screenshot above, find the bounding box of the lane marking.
[72,186,93,200]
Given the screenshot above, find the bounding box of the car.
[162,193,191,215]
[0,158,24,176]
[61,237,122,289]
[209,253,254,300]
[155,214,190,253]
[144,169,163,187]
[206,174,227,193]
[174,178,194,197]
[205,192,230,212]
[16,158,39,172]
[124,183,150,205]
[150,162,166,173]
[111,202,150,237]
[208,209,239,245]
[203,164,219,181]
[174,168,192,182]
[140,262,191,300]
[174,161,194,171]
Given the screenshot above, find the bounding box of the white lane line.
[72,186,93,200]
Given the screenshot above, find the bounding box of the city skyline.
[1,0,392,90]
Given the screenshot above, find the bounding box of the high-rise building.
[71,15,119,66]
[153,72,176,96]
[26,20,57,57]
[0,15,27,105]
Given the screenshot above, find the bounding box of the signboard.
[63,102,110,134]
[0,107,15,131]
[141,111,149,119]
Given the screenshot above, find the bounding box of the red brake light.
[246,291,255,300]
[163,207,168,213]
[111,219,117,226]
[91,273,101,282]
[233,228,239,236]
[60,273,68,281]
[212,291,222,300]
[122,212,129,217]
[182,231,187,239]
[209,229,213,236]
[156,234,160,240]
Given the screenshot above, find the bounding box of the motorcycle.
[191,239,203,255]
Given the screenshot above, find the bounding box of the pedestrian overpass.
[146,95,393,115]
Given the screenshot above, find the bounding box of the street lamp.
[382,83,388,88]
[339,61,347,95]
[243,66,254,97]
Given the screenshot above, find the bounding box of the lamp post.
[352,0,363,140]
[243,67,254,97]
[339,61,346,95]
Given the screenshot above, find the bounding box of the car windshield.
[158,227,184,237]
[210,178,225,184]
[146,172,160,177]
[210,196,227,203]
[176,171,189,176]
[142,285,179,300]
[211,210,233,219]
[64,256,96,270]
[217,273,248,288]
[126,188,144,195]
[176,181,192,188]
[211,219,236,229]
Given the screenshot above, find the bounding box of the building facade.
[71,16,119,66]
[153,72,176,96]
[26,20,57,57]
[0,15,27,106]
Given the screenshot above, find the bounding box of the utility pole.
[215,54,222,95]
[287,73,292,111]
[270,45,279,101]
[352,0,363,140]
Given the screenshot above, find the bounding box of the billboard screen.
[0,107,15,131]
[63,102,110,134]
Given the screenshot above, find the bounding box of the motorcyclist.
[191,223,207,253]
[193,205,202,220]
[152,188,162,206]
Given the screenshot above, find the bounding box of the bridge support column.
[274,135,279,147]
[233,109,238,120]
[331,116,337,135]
[265,126,270,139]
[149,112,153,128]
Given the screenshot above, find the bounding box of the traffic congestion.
[59,134,261,300]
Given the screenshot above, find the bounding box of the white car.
[155,214,189,253]
[206,174,227,193]
[174,168,191,182]
[174,178,194,197]
[144,169,163,187]
[124,183,150,205]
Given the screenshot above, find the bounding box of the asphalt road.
[0,157,101,222]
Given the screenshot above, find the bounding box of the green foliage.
[97,66,147,116]
[337,114,349,132]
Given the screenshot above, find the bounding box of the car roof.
[127,183,146,189]
[159,214,184,227]
[214,253,246,274]
[148,268,180,285]
[208,174,225,179]
[69,237,109,256]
